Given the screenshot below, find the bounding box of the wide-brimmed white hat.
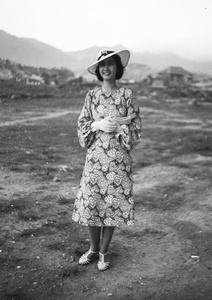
[87,49,130,75]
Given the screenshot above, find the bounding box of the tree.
[41,72,50,85]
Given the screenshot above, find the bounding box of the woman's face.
[98,57,117,82]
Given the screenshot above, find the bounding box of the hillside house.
[0,68,13,80]
[29,74,44,85]
[158,66,193,86]
[143,66,193,88]
[142,73,165,89]
[20,74,44,85]
[58,76,83,89]
[192,74,212,90]
[143,73,165,88]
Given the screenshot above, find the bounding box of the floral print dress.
[72,86,142,226]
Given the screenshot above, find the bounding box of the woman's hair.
[95,54,124,81]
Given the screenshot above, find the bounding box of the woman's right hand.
[92,117,117,133]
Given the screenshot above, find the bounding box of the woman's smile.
[103,71,111,75]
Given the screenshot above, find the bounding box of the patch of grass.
[187,167,212,182]
[18,209,41,221]
[19,220,74,238]
[0,197,29,214]
[20,226,54,238]
[57,194,74,205]
[138,184,185,211]
[133,161,152,169]
[46,241,66,251]
[73,240,92,258]
[60,266,84,278]
[184,133,212,154]
[0,200,12,213]
[57,211,68,215]
[169,161,191,168]
[0,256,8,266]
[118,226,165,239]
[141,226,164,236]
[3,292,29,300]
[0,238,5,247]
[140,125,212,166]
[54,221,74,230]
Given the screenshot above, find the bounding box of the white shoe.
[78,249,98,265]
[98,252,110,271]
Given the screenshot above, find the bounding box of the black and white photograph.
[0,0,212,299]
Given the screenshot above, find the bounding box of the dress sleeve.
[116,89,142,151]
[78,90,96,148]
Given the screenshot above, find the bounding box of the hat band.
[97,50,114,61]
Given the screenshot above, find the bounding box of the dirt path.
[0,110,81,127]
[1,107,212,133]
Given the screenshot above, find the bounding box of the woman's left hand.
[108,118,119,133]
[107,118,118,133]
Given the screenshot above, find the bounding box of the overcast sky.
[0,0,212,60]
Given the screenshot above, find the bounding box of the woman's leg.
[78,226,101,264]
[100,226,115,254]
[88,226,101,251]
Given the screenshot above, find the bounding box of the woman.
[72,49,142,270]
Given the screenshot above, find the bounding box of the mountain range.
[1,29,212,80]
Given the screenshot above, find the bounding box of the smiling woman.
[72,48,142,271]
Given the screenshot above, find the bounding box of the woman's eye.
[99,61,114,68]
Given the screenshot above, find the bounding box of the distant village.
[0,58,76,86]
[1,58,212,100]
[140,66,212,90]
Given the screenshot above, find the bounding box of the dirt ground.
[0,91,212,300]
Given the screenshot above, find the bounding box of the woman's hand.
[92,117,118,133]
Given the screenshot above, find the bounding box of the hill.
[130,51,212,75]
[1,30,212,76]
[0,30,75,69]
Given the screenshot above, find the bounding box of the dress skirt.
[72,87,142,227]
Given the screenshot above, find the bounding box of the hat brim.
[87,49,130,75]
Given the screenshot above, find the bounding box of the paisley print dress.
[72,86,142,226]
